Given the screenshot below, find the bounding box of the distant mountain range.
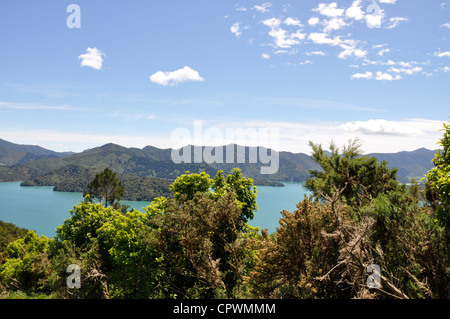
[0,138,74,166]
[0,139,438,198]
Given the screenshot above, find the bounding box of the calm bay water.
[0,182,310,237]
[249,182,311,233]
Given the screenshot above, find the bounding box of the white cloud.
[308,17,320,26]
[78,47,105,70]
[308,32,342,46]
[261,53,270,59]
[351,66,421,80]
[262,17,280,29]
[0,101,72,110]
[313,2,344,17]
[375,71,402,81]
[338,45,367,59]
[231,22,242,37]
[365,9,384,28]
[211,118,443,154]
[149,66,204,86]
[262,18,306,48]
[378,48,390,56]
[323,17,349,32]
[340,119,423,136]
[442,23,450,28]
[351,71,373,79]
[284,17,302,26]
[398,61,414,67]
[306,51,326,56]
[386,17,408,29]
[254,2,272,13]
[361,59,426,69]
[388,66,423,75]
[379,0,396,4]
[110,111,156,121]
[434,51,450,57]
[346,0,365,21]
[235,5,247,12]
[338,39,367,59]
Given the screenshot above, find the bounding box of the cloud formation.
[312,2,344,17]
[340,119,422,136]
[262,18,306,48]
[149,66,204,86]
[231,22,242,37]
[228,1,441,80]
[434,51,450,57]
[254,2,272,13]
[78,47,105,70]
[386,17,408,29]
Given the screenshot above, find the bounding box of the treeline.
[0,122,449,299]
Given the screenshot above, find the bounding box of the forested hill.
[0,139,438,194]
[20,164,173,202]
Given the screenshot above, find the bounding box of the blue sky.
[0,0,449,154]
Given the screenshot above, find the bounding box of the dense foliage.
[1,123,449,299]
[0,221,28,265]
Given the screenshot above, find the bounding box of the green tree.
[84,168,124,207]
[170,169,257,225]
[170,171,212,203]
[222,168,258,224]
[145,169,259,298]
[0,231,53,294]
[425,120,450,229]
[248,197,341,298]
[306,139,399,211]
[54,198,164,298]
[148,192,257,298]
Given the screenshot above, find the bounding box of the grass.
[0,290,58,299]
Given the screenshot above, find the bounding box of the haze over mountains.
[0,139,437,195]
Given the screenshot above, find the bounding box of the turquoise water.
[0,182,309,237]
[249,182,311,233]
